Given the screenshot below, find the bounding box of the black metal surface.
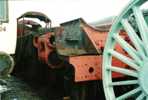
[17,11,51,23]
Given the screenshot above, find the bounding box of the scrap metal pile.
[1,0,148,100]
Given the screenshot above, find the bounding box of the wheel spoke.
[108,50,140,70]
[136,92,145,100]
[109,80,139,86]
[133,6,148,56]
[116,87,141,100]
[121,19,145,59]
[107,66,138,77]
[113,34,142,65]
[146,96,148,100]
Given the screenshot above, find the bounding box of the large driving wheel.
[103,0,148,100]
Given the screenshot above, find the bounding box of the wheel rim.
[103,0,148,100]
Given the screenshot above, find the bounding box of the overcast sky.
[11,0,131,26]
[1,0,131,53]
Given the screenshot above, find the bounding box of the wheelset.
[103,0,148,99]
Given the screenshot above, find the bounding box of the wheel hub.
[139,59,148,95]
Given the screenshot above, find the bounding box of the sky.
[0,0,131,53]
[12,0,131,26]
